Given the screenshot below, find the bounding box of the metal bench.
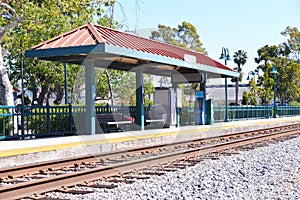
[96,113,133,132]
[144,111,165,128]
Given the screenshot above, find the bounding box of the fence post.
[1,107,5,138]
[106,103,109,113]
[21,105,25,140]
[264,105,267,118]
[46,103,50,134]
[69,103,73,132]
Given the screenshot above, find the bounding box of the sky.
[112,0,300,82]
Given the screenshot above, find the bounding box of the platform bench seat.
[144,111,165,128]
[96,113,133,132]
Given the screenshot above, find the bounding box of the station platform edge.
[0,116,300,168]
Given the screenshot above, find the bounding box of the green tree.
[280,26,300,61]
[68,65,85,104]
[232,50,247,105]
[150,21,206,100]
[151,24,178,46]
[95,68,124,104]
[143,75,155,106]
[241,91,249,105]
[254,45,279,104]
[255,45,280,105]
[274,57,300,104]
[95,68,110,100]
[95,68,154,106]
[280,26,300,102]
[111,72,154,106]
[255,28,300,105]
[3,0,107,105]
[247,78,260,105]
[177,21,206,53]
[113,72,137,106]
[151,21,206,53]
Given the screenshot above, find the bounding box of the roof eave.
[25,43,239,78]
[25,44,105,59]
[104,44,239,78]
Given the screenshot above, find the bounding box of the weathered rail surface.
[0,124,299,199]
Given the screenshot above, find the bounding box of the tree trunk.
[107,3,116,107]
[37,85,49,105]
[105,69,114,106]
[235,79,239,105]
[235,64,241,106]
[0,48,14,106]
[0,2,21,106]
[46,90,51,105]
[53,83,64,105]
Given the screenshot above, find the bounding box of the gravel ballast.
[49,136,300,199]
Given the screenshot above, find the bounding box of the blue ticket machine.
[194,91,205,125]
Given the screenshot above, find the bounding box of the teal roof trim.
[25,44,104,59]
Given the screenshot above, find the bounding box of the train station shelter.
[25,23,239,134]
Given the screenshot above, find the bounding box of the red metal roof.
[32,23,234,72]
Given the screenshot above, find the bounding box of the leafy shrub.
[289,101,300,106]
[27,106,75,136]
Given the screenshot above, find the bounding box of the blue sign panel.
[195,91,203,98]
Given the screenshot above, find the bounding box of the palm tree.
[233,50,248,105]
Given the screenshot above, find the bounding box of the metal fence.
[213,106,300,122]
[179,106,300,123]
[213,106,273,122]
[0,105,75,140]
[0,104,138,140]
[180,106,195,126]
[1,105,300,140]
[278,106,300,117]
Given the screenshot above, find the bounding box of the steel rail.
[0,127,299,199]
[1,123,298,179]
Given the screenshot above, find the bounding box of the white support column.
[85,61,96,135]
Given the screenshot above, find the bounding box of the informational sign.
[195,91,203,98]
[176,88,182,108]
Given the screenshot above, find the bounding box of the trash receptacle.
[206,99,214,125]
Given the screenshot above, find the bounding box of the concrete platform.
[1,116,300,168]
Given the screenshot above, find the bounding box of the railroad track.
[0,124,299,199]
